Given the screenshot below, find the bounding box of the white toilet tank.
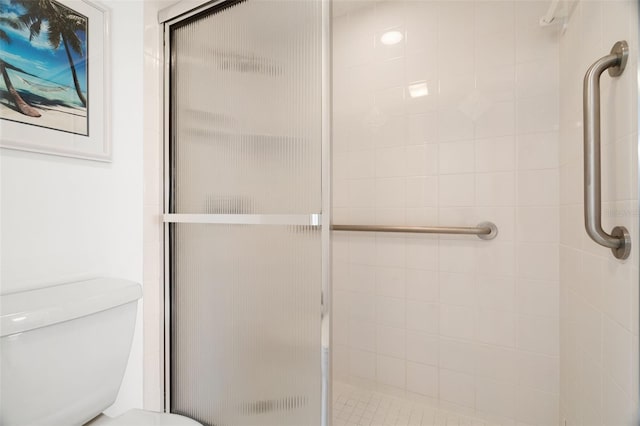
[0,278,142,426]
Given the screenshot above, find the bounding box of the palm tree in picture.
[19,0,87,107]
[0,13,41,117]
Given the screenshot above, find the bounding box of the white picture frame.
[0,0,111,162]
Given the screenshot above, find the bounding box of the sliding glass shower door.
[162,1,330,425]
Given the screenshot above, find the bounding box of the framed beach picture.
[0,0,110,161]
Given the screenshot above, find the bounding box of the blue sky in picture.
[0,0,87,93]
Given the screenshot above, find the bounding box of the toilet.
[0,278,201,426]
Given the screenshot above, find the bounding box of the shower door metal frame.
[159,0,332,423]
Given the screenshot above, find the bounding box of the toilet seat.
[92,409,202,426]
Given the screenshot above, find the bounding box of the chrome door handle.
[583,40,631,260]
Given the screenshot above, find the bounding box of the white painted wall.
[559,1,639,424]
[0,0,144,416]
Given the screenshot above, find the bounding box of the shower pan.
[159,0,640,425]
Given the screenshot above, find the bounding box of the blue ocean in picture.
[0,0,88,135]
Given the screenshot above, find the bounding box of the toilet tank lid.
[0,278,142,337]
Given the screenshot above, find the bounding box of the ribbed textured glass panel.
[171,224,322,426]
[169,1,325,422]
[171,0,322,215]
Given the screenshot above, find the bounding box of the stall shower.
[159,0,639,425]
[330,1,638,425]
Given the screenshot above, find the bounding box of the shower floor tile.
[332,382,500,426]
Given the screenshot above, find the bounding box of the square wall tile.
[517,169,559,207]
[377,296,406,328]
[408,113,437,144]
[439,338,475,375]
[517,352,559,395]
[439,174,475,207]
[476,136,516,173]
[517,132,559,170]
[406,268,438,302]
[475,100,515,139]
[377,355,406,389]
[477,242,516,277]
[477,308,516,347]
[406,144,439,177]
[475,344,517,384]
[516,206,559,243]
[476,378,517,420]
[349,319,376,352]
[517,314,559,356]
[440,304,475,340]
[375,266,406,298]
[439,241,477,274]
[602,316,633,395]
[517,280,559,318]
[406,331,439,365]
[406,300,439,334]
[517,243,559,282]
[515,387,559,426]
[405,236,438,270]
[440,369,475,409]
[349,349,376,381]
[438,108,475,143]
[477,275,515,312]
[439,272,476,307]
[407,362,438,397]
[477,172,515,206]
[377,325,406,359]
[375,235,405,267]
[439,141,475,175]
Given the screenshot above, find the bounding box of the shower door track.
[159,0,332,424]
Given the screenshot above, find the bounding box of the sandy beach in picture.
[0,86,87,134]
[0,0,88,135]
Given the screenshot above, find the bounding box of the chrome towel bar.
[583,40,631,259]
[331,222,498,240]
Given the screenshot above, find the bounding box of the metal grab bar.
[583,40,631,260]
[331,222,498,240]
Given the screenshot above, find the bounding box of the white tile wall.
[332,1,561,424]
[558,1,639,425]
